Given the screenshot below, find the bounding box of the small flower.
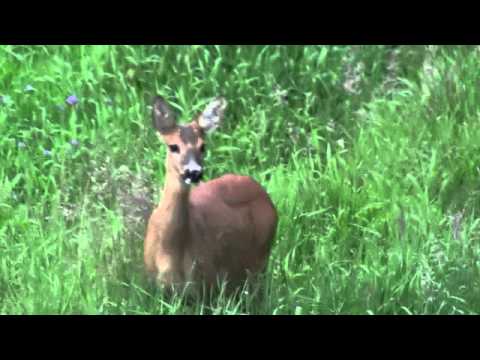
[66,95,78,106]
[43,149,52,157]
[273,85,288,105]
[60,202,78,221]
[24,84,35,93]
[17,141,26,149]
[126,68,135,80]
[1,95,12,106]
[69,139,79,146]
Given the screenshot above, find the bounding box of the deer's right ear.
[152,96,177,134]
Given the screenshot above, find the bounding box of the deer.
[144,95,278,298]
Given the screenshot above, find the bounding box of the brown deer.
[144,95,278,297]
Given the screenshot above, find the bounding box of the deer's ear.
[152,96,177,134]
[197,97,227,133]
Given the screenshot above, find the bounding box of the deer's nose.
[184,169,203,183]
[183,158,203,184]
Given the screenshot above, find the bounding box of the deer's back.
[186,174,277,285]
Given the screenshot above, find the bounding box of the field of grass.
[1,45,480,314]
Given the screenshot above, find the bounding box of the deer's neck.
[156,169,191,252]
[144,160,192,280]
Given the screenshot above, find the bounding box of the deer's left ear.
[152,95,177,134]
[196,97,227,133]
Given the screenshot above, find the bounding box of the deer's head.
[152,95,227,186]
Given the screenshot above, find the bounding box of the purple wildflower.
[43,149,52,157]
[66,95,78,106]
[24,84,35,92]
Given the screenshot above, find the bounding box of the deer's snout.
[183,157,203,184]
[183,169,203,184]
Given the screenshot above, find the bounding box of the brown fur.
[144,97,278,296]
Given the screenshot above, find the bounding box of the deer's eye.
[200,144,206,153]
[169,144,180,153]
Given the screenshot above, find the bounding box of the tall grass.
[1,45,479,314]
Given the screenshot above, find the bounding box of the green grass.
[1,45,480,314]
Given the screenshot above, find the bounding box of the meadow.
[1,45,480,314]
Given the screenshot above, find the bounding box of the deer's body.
[145,173,277,290]
[144,96,277,294]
